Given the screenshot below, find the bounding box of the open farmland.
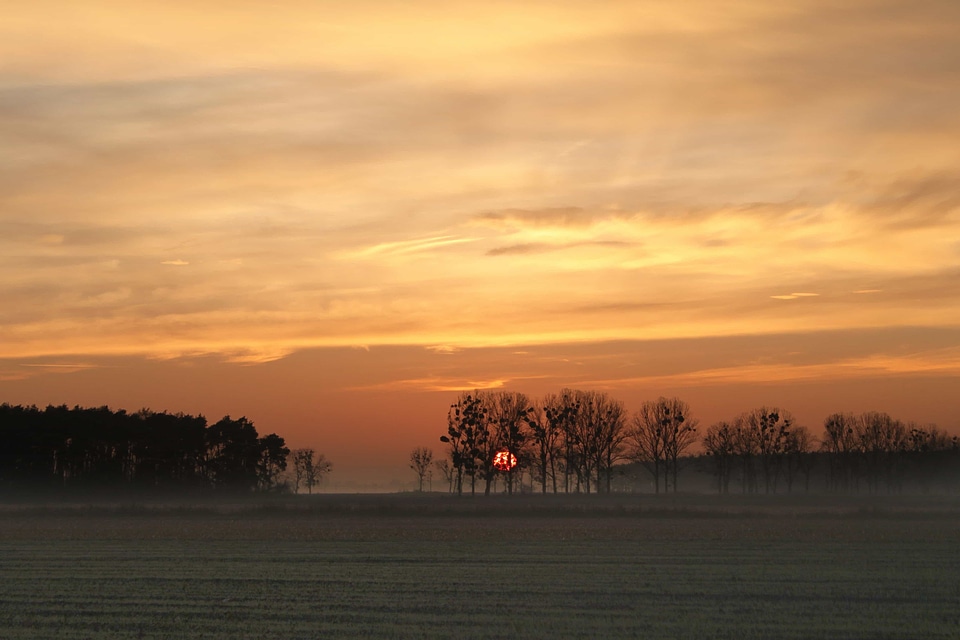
[1,494,959,639]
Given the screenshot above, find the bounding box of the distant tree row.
[0,404,295,493]
[436,391,959,495]
[702,407,811,494]
[701,408,960,494]
[439,390,695,495]
[818,412,957,494]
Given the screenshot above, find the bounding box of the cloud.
[0,361,100,381]
[580,347,960,389]
[346,235,476,259]
[859,173,960,230]
[0,0,958,366]
[426,345,462,354]
[349,377,510,392]
[771,293,819,300]
[486,239,631,256]
[472,208,599,229]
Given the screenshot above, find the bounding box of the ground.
[1,493,958,638]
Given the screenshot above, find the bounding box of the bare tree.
[629,404,667,493]
[292,449,332,494]
[731,407,792,493]
[629,397,697,493]
[312,452,332,492]
[292,449,311,494]
[549,389,582,493]
[485,391,532,495]
[703,421,736,494]
[586,391,628,493]
[409,447,433,492]
[854,411,906,493]
[821,413,859,492]
[529,400,564,494]
[907,424,956,491]
[434,458,454,493]
[783,425,815,493]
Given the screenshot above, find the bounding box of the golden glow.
[1,2,959,487]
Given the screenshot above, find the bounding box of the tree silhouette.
[629,397,697,493]
[728,407,792,494]
[441,392,489,495]
[292,449,331,494]
[783,425,815,493]
[855,412,907,493]
[0,404,288,494]
[528,400,563,494]
[550,389,583,493]
[257,433,290,491]
[409,447,433,492]
[821,413,859,492]
[434,458,455,493]
[205,416,262,491]
[703,421,736,494]
[485,391,532,495]
[578,390,628,493]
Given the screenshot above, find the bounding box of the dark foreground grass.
[1,494,958,639]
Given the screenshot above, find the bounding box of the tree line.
[439,389,636,496]
[0,403,331,494]
[434,390,960,495]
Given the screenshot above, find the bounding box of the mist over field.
[2,493,959,639]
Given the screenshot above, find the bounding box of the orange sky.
[1,1,959,488]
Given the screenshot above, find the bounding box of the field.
[1,494,959,639]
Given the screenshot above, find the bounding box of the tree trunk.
[672,454,679,493]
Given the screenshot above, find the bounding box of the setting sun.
[493,450,518,472]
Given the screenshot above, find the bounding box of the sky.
[1,0,959,489]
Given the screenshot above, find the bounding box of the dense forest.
[0,404,290,494]
[438,390,960,496]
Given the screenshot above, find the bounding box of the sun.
[492,449,517,472]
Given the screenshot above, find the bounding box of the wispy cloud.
[0,361,100,381]
[349,377,510,393]
[344,236,477,259]
[426,345,462,354]
[486,240,631,256]
[580,347,960,389]
[0,0,957,372]
[771,292,820,300]
[472,208,602,229]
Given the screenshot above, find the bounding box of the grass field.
[1,494,958,638]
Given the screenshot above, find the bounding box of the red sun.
[493,449,517,472]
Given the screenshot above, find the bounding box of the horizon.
[2,1,959,490]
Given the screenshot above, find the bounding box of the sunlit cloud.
[580,347,960,389]
[0,361,100,382]
[350,377,510,393]
[486,240,632,256]
[0,0,958,378]
[426,345,462,354]
[771,293,820,300]
[339,236,478,260]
